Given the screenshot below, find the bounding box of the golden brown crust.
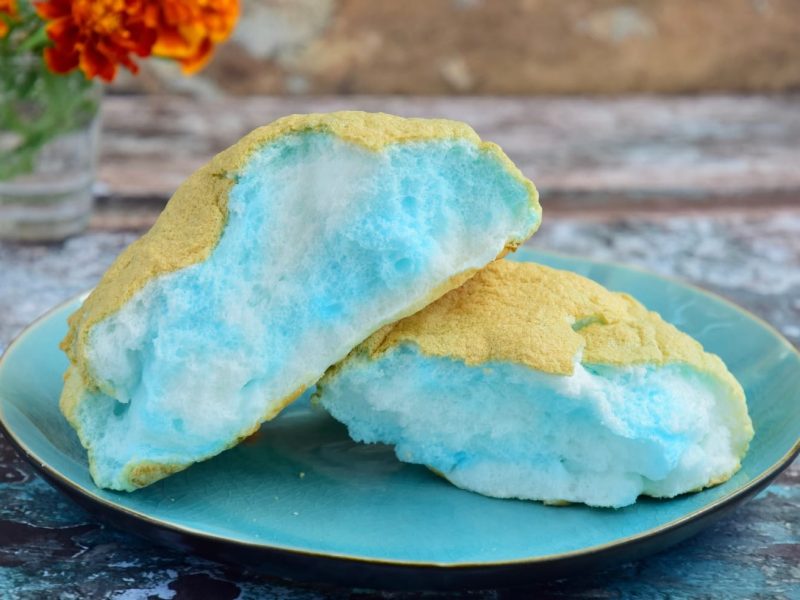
[363,260,744,399]
[125,462,186,489]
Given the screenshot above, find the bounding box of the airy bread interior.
[319,344,750,508]
[74,131,539,490]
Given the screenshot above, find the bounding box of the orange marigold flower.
[151,0,238,74]
[0,0,17,38]
[36,0,158,82]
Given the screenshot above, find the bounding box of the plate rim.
[1,249,798,570]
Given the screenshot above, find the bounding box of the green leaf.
[0,59,101,181]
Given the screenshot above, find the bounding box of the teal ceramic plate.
[1,249,798,590]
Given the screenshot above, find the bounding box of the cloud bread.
[61,112,541,491]
[317,260,754,508]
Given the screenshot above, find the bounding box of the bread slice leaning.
[61,112,541,491]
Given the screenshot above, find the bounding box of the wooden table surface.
[0,95,798,599]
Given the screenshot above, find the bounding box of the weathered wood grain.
[98,95,800,207]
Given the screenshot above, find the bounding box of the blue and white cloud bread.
[61,112,542,491]
[317,260,754,508]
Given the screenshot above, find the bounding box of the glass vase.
[0,58,102,242]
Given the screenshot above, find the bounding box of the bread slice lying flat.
[317,260,754,508]
[61,112,541,491]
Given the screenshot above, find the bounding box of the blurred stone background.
[113,0,800,97]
